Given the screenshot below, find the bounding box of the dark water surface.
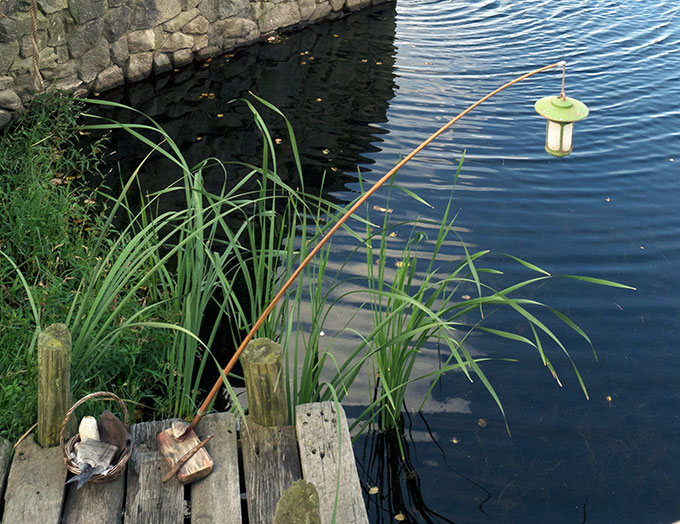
[97,1,680,522]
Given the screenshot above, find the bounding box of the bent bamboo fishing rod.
[182,61,567,436]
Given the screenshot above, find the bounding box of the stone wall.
[0,0,389,127]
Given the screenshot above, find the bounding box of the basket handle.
[59,392,129,450]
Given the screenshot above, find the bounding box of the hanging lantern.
[534,62,589,157]
[535,95,589,157]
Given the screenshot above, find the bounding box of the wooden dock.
[0,401,369,524]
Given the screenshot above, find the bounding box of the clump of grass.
[1,91,632,447]
[0,91,169,439]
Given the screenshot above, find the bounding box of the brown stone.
[0,89,23,111]
[158,32,193,52]
[171,48,193,66]
[94,64,124,92]
[182,14,209,34]
[128,29,156,53]
[126,51,153,82]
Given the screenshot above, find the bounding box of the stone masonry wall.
[0,0,390,126]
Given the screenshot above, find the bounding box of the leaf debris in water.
[395,513,406,521]
[477,418,487,428]
[369,486,379,495]
[372,205,393,214]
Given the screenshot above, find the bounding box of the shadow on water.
[92,4,398,209]
[88,4,398,404]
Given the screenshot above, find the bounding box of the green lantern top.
[535,95,589,123]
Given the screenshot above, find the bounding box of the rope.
[30,0,44,92]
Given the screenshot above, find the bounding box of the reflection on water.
[94,0,680,522]
[94,5,397,205]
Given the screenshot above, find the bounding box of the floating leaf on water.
[333,34,339,37]
[462,294,471,300]
[372,205,393,213]
[274,138,283,144]
[369,486,379,495]
[361,58,368,63]
[395,513,406,522]
[451,437,460,444]
[376,61,383,65]
[424,61,433,65]
[322,149,330,155]
[389,232,397,238]
[477,418,487,428]
[330,167,339,172]
[216,113,223,118]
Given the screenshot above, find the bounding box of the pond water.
[96,1,680,522]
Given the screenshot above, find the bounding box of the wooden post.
[241,338,288,427]
[37,323,75,448]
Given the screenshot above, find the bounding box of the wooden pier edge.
[0,336,370,524]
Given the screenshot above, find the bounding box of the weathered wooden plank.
[241,419,301,524]
[2,437,67,524]
[0,437,12,500]
[62,472,125,524]
[296,402,369,524]
[190,413,241,524]
[124,420,184,524]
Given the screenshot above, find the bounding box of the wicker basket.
[60,391,132,482]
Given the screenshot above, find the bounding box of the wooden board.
[190,413,241,524]
[158,426,213,484]
[62,474,125,524]
[124,420,184,524]
[241,419,302,524]
[0,437,12,499]
[295,402,369,524]
[2,436,67,524]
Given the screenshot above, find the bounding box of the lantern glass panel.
[561,122,573,151]
[546,120,563,151]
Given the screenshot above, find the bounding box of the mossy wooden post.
[37,323,76,447]
[242,338,288,427]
